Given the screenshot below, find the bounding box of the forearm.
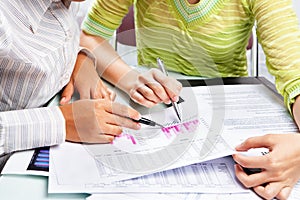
[80,31,139,93]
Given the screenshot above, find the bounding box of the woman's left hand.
[233,133,300,200]
[60,52,116,105]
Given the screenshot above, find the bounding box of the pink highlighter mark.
[183,122,190,130]
[129,135,136,145]
[162,119,200,139]
[162,127,170,133]
[111,133,137,145]
[162,128,172,138]
[173,125,180,132]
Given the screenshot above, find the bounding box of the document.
[290,181,300,200]
[85,182,300,200]
[49,111,235,192]
[1,149,48,176]
[50,156,247,194]
[49,84,297,194]
[214,85,297,148]
[86,192,263,200]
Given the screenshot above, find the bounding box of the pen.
[132,117,164,128]
[157,57,182,121]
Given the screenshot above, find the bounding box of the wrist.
[116,68,140,94]
[78,48,96,67]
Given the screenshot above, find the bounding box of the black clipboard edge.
[178,77,282,101]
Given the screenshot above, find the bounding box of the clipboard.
[178,77,281,100]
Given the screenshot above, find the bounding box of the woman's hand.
[59,99,141,143]
[233,133,300,200]
[125,68,182,108]
[60,52,115,105]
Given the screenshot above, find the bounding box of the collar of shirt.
[20,0,71,33]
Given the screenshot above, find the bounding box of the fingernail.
[173,96,179,102]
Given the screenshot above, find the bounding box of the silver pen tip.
[156,123,164,128]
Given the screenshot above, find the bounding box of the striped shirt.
[0,0,80,154]
[83,0,300,112]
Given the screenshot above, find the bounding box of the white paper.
[86,191,262,200]
[290,181,300,200]
[50,156,247,194]
[1,150,48,176]
[49,84,297,194]
[216,85,297,150]
[49,116,235,192]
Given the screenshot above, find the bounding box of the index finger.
[153,71,182,102]
[233,153,271,169]
[105,101,141,120]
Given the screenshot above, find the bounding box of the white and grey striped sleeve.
[0,106,66,155]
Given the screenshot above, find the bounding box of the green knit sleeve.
[252,0,300,115]
[82,0,134,39]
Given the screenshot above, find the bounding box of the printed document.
[49,84,297,193]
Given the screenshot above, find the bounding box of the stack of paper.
[48,85,298,199]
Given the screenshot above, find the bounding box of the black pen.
[157,57,182,121]
[132,117,164,128]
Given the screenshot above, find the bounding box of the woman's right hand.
[59,99,141,143]
[123,68,182,108]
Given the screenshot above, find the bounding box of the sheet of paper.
[49,86,237,193]
[214,85,297,149]
[49,119,235,192]
[290,181,300,200]
[49,84,297,194]
[86,182,300,200]
[1,150,48,176]
[86,192,263,200]
[86,181,300,200]
[50,156,247,193]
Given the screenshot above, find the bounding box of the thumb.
[60,82,74,105]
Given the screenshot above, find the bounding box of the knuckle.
[272,170,282,180]
[177,81,183,89]
[242,139,251,147]
[141,88,153,97]
[235,158,246,167]
[138,74,148,83]
[242,179,254,188]
[103,135,114,143]
[264,190,276,200]
[108,127,122,136]
[160,77,169,85]
[149,68,157,74]
[264,134,274,144]
[265,155,278,169]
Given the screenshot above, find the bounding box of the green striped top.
[82,0,300,112]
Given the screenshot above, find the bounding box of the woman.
[79,0,300,199]
[0,0,177,161]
